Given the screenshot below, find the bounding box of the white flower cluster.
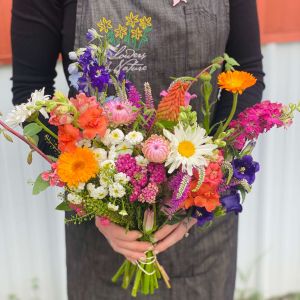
[6,88,50,127]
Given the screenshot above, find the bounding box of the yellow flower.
[125,11,139,28]
[114,24,128,39]
[97,17,113,33]
[131,27,143,40]
[218,71,257,94]
[57,148,99,187]
[139,16,152,30]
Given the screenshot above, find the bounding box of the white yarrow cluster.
[109,182,126,198]
[114,172,130,185]
[67,193,82,205]
[87,183,108,200]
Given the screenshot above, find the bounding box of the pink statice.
[41,163,65,187]
[104,99,137,126]
[142,135,170,163]
[229,101,286,150]
[148,162,167,185]
[138,183,159,204]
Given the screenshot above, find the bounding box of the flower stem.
[34,118,58,140]
[131,264,143,297]
[111,260,127,283]
[220,93,239,134]
[0,119,53,164]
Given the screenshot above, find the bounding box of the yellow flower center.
[178,141,195,158]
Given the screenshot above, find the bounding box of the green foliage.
[27,150,33,165]
[192,166,206,192]
[32,174,50,195]
[23,123,42,137]
[222,161,234,185]
[178,106,197,129]
[56,201,72,211]
[155,120,177,131]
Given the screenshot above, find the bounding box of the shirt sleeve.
[212,0,265,125]
[11,0,77,153]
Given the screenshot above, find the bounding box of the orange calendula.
[57,148,99,187]
[218,71,257,94]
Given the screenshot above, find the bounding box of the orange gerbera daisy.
[57,148,99,187]
[218,71,257,94]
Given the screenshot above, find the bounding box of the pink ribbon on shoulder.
[173,0,187,6]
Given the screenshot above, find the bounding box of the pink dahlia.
[142,135,170,163]
[104,99,137,126]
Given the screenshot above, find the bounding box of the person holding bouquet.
[11,0,264,299]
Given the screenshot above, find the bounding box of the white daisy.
[108,202,119,211]
[163,123,217,176]
[109,182,126,198]
[125,131,144,145]
[114,172,130,185]
[135,155,149,167]
[67,193,82,205]
[109,129,125,145]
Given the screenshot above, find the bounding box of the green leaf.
[27,134,39,146]
[24,123,42,137]
[56,201,72,211]
[155,120,177,130]
[32,174,50,195]
[211,56,224,64]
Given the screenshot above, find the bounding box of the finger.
[96,218,142,241]
[125,256,137,265]
[154,218,197,254]
[112,244,147,261]
[153,223,180,242]
[115,240,154,253]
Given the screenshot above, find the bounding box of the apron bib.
[66,1,238,299]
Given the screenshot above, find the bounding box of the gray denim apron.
[66,1,238,299]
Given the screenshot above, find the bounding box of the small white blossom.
[108,145,118,161]
[109,182,126,198]
[67,193,82,205]
[99,175,110,188]
[87,184,108,200]
[100,160,115,169]
[135,155,149,167]
[76,182,86,191]
[68,62,79,74]
[101,129,111,146]
[68,51,77,60]
[115,142,133,155]
[119,210,128,216]
[108,202,119,211]
[6,104,32,127]
[125,131,144,145]
[76,139,92,148]
[109,129,124,145]
[114,172,130,185]
[93,148,107,164]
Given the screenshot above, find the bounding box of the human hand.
[153,218,197,255]
[95,216,154,263]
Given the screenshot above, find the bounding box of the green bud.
[200,72,212,82]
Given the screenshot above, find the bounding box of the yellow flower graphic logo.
[97,17,113,33]
[114,24,128,39]
[131,27,143,40]
[126,12,139,28]
[139,16,152,30]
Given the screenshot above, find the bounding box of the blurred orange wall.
[0,0,12,64]
[1,0,300,64]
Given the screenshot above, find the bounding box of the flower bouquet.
[1,24,299,297]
